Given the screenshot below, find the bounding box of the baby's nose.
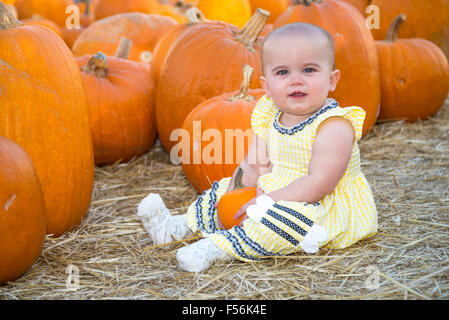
[289,74,304,86]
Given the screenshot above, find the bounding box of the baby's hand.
[234,188,265,227]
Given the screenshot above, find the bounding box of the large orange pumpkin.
[0,3,94,237]
[77,38,157,165]
[72,12,177,64]
[368,0,449,63]
[217,187,257,229]
[274,0,381,136]
[0,136,46,285]
[150,7,207,85]
[16,0,73,27]
[180,65,264,193]
[376,14,449,122]
[155,8,270,152]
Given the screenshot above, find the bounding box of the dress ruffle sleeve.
[251,95,278,140]
[313,105,366,142]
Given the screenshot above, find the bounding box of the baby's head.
[260,23,340,119]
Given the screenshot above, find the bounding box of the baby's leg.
[176,238,234,272]
[137,193,192,245]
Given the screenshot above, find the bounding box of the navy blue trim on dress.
[261,218,299,246]
[266,209,307,237]
[273,203,314,227]
[272,98,339,135]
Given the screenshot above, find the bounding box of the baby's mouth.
[288,90,306,97]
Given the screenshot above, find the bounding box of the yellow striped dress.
[186,95,378,262]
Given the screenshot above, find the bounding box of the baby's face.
[260,35,340,121]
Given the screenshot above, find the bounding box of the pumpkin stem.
[228,65,254,102]
[114,37,132,59]
[386,14,406,42]
[175,0,198,9]
[80,52,109,78]
[235,8,270,51]
[84,0,91,15]
[0,1,22,30]
[185,7,206,25]
[233,167,245,190]
[6,3,17,19]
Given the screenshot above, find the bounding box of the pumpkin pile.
[1,0,449,284]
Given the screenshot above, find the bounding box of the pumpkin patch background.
[1,0,448,299]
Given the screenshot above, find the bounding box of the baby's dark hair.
[261,22,336,72]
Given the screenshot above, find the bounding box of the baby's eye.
[304,67,316,73]
[276,69,288,76]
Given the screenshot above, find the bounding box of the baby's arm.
[267,117,354,203]
[225,133,272,192]
[217,134,271,229]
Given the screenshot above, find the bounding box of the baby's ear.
[260,76,271,97]
[329,69,341,92]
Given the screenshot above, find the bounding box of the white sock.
[137,193,192,245]
[176,238,234,272]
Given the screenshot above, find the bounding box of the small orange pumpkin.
[217,187,257,229]
[77,38,157,165]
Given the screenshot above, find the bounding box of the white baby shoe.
[137,193,191,245]
[176,238,233,272]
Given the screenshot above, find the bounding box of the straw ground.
[1,95,448,300]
